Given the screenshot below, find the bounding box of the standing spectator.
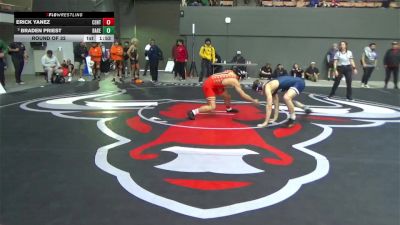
[305,62,320,82]
[171,40,178,79]
[291,63,304,78]
[123,41,130,78]
[273,64,288,78]
[259,63,273,80]
[147,39,163,82]
[326,43,338,81]
[88,42,102,81]
[383,41,400,89]
[173,39,188,80]
[360,43,378,88]
[328,41,357,101]
[128,38,140,81]
[8,41,27,84]
[143,40,151,76]
[0,39,7,87]
[110,39,124,83]
[41,50,62,83]
[73,41,88,82]
[199,38,216,82]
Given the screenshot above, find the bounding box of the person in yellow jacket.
[199,38,216,82]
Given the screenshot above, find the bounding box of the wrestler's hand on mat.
[252,99,259,105]
[257,121,269,128]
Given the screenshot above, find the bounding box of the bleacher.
[183,0,400,8]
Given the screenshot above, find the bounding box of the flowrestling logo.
[20,91,400,219]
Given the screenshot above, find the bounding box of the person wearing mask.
[290,63,304,78]
[8,42,27,84]
[305,62,320,82]
[88,42,102,81]
[73,41,88,82]
[143,40,151,76]
[231,50,247,79]
[259,63,273,80]
[383,41,400,89]
[0,39,7,87]
[199,38,216,82]
[360,43,378,88]
[173,39,188,81]
[110,40,124,83]
[41,50,62,83]
[128,38,140,82]
[328,41,357,101]
[326,43,338,81]
[147,39,163,82]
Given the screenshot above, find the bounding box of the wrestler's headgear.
[252,79,263,92]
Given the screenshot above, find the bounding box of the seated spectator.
[41,50,63,83]
[305,62,320,82]
[273,64,288,78]
[231,50,247,79]
[309,0,320,7]
[213,53,223,73]
[61,59,74,82]
[189,0,202,6]
[290,63,304,78]
[259,63,273,80]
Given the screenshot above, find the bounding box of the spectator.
[73,41,87,82]
[189,0,202,6]
[88,42,102,81]
[64,59,74,82]
[383,41,400,89]
[123,41,130,77]
[291,63,304,78]
[199,38,216,82]
[259,63,273,80]
[213,53,223,73]
[273,64,288,78]
[309,0,320,7]
[128,38,140,81]
[328,41,357,101]
[41,50,62,83]
[147,39,163,82]
[305,62,320,82]
[231,50,247,79]
[360,43,378,88]
[8,41,27,84]
[326,43,338,81]
[143,40,151,76]
[0,39,7,88]
[110,39,124,83]
[171,40,178,79]
[173,39,188,80]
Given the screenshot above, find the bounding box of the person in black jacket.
[8,42,27,84]
[147,39,163,82]
[73,42,88,82]
[383,41,400,89]
[273,64,288,78]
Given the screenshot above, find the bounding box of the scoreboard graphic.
[14,12,115,42]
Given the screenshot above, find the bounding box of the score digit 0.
[102,18,115,26]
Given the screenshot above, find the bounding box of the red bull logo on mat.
[20,91,400,219]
